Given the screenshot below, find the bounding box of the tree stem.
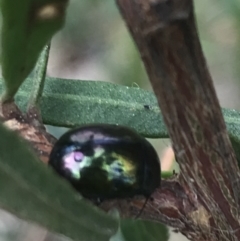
[115,0,240,240]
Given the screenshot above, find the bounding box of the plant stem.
[27,44,50,112]
[116,0,240,240]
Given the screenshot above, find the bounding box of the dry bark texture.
[114,0,240,240]
[0,102,55,163]
[1,1,240,241]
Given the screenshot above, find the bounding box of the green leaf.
[118,219,169,241]
[0,122,118,241]
[1,76,240,162]
[12,77,168,138]
[0,0,68,100]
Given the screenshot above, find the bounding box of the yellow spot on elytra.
[112,153,136,173]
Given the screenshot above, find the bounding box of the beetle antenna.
[135,196,150,219]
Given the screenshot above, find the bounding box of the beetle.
[49,124,161,205]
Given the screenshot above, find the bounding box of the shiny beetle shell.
[49,124,161,200]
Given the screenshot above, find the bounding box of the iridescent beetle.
[49,124,161,214]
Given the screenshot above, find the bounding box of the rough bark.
[113,0,240,240]
[0,102,55,163]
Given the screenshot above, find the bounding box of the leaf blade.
[2,76,240,160]
[119,219,169,241]
[0,0,68,100]
[14,77,168,138]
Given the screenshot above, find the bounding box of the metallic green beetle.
[49,124,161,201]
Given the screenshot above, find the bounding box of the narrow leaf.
[14,77,168,138]
[1,77,240,162]
[0,0,68,100]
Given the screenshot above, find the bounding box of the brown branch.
[101,178,187,225]
[0,101,55,163]
[115,0,240,240]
